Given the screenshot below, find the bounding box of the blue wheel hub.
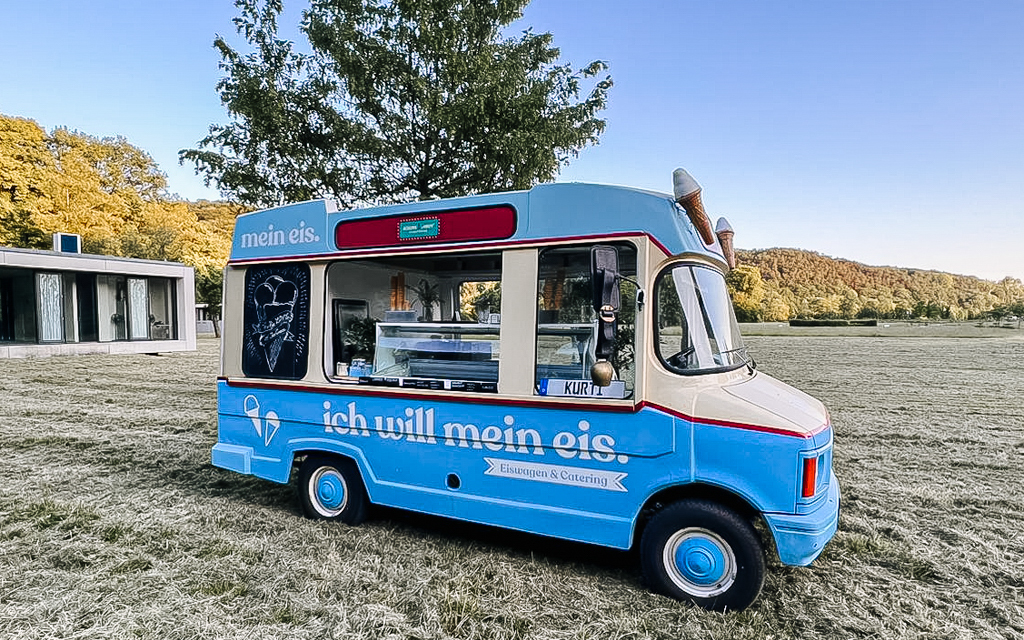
[663,527,737,597]
[674,536,727,585]
[315,471,346,510]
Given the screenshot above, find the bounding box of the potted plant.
[344,316,379,360]
[407,279,441,321]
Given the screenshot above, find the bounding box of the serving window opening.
[534,242,638,399]
[325,251,503,392]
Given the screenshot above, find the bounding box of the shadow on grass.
[9,432,634,573]
[178,457,641,586]
[367,503,637,574]
[162,451,641,588]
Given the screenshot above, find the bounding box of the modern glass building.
[0,247,196,357]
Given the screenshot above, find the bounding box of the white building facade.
[0,247,196,358]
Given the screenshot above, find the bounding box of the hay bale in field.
[788,319,878,327]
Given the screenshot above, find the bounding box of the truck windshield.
[655,263,749,374]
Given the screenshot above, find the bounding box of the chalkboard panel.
[242,264,310,379]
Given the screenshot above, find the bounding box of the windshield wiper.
[719,347,748,359]
[719,347,754,373]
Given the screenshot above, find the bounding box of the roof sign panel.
[335,205,516,250]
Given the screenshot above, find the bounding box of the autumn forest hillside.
[728,248,1024,321]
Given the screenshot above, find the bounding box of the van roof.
[228,181,726,264]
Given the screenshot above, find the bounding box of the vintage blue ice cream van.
[212,169,840,611]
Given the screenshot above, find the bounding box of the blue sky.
[2,0,1022,281]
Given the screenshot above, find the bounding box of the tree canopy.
[1,115,59,249]
[0,113,244,272]
[182,0,612,207]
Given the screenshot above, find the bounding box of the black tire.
[297,454,368,525]
[640,499,765,611]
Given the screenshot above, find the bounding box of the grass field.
[1,334,1022,639]
[741,320,1023,338]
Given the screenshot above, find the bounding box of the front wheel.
[640,500,765,611]
[297,454,368,525]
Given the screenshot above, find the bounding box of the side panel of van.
[215,381,686,547]
[213,381,824,550]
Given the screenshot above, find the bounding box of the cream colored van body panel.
[718,372,828,433]
[220,266,246,378]
[498,249,539,396]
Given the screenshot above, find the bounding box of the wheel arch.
[632,482,770,552]
[289,439,365,467]
[290,442,374,502]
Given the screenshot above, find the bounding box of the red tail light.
[801,457,818,498]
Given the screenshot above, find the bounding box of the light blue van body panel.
[214,380,836,561]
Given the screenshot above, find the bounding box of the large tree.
[1,113,242,273]
[1,114,172,249]
[0,116,56,248]
[182,0,612,207]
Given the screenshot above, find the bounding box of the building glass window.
[0,270,37,343]
[128,278,149,340]
[96,275,128,341]
[37,272,64,342]
[148,278,175,340]
[76,273,99,343]
[0,275,13,342]
[0,266,180,346]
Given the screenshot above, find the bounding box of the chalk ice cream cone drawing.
[252,275,298,371]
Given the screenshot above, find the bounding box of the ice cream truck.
[212,169,839,611]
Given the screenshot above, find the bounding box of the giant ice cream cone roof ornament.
[715,217,736,270]
[672,168,716,246]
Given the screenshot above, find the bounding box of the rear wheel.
[640,499,765,611]
[297,454,368,525]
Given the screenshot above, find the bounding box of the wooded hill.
[728,248,1024,321]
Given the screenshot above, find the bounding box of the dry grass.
[1,335,1022,639]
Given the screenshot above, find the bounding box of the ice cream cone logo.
[251,275,298,371]
[243,394,281,446]
[244,394,263,437]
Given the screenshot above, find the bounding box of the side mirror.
[591,245,620,313]
[590,246,619,386]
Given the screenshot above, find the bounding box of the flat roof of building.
[1,246,193,276]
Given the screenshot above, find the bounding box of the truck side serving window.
[325,251,503,391]
[242,263,311,380]
[535,242,638,398]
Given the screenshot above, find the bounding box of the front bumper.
[764,471,841,566]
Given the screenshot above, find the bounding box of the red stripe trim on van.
[218,378,826,438]
[335,205,517,249]
[637,401,828,439]
[226,232,671,266]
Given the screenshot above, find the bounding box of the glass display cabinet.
[363,322,596,389]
